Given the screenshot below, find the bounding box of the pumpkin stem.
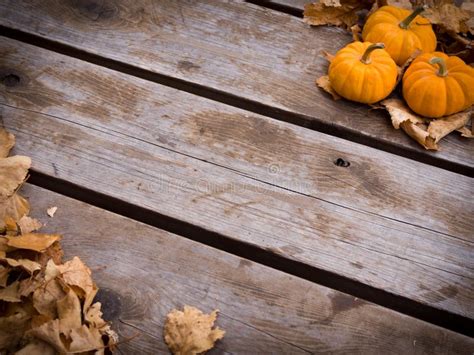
[399,6,426,29]
[360,43,385,64]
[429,57,448,77]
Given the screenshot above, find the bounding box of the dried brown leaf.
[29,319,68,353]
[0,193,30,231]
[6,233,61,252]
[0,265,9,287]
[57,257,96,304]
[0,156,31,200]
[316,75,342,100]
[396,49,422,85]
[424,3,470,34]
[164,305,225,355]
[351,24,361,41]
[0,280,21,302]
[457,126,474,138]
[0,129,15,159]
[2,258,41,274]
[14,339,56,355]
[303,1,371,29]
[461,2,474,35]
[57,288,82,333]
[69,325,104,353]
[17,216,42,234]
[428,111,472,143]
[382,99,472,150]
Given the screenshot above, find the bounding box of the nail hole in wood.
[334,158,350,167]
[1,73,21,87]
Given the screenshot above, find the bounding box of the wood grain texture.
[1,38,473,319]
[0,0,472,172]
[21,184,474,354]
[258,0,307,11]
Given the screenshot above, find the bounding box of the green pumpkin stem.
[429,57,448,77]
[360,43,385,64]
[399,6,426,29]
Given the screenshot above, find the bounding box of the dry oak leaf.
[14,339,56,355]
[2,257,41,274]
[303,0,373,29]
[424,3,470,34]
[382,98,472,150]
[6,233,61,252]
[57,256,96,306]
[0,128,15,159]
[0,193,30,231]
[457,126,474,138]
[164,305,225,355]
[0,265,9,287]
[0,280,21,302]
[57,288,82,333]
[316,76,342,100]
[0,156,31,200]
[17,215,43,234]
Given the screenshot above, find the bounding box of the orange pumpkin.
[328,42,397,104]
[402,52,474,118]
[362,6,436,65]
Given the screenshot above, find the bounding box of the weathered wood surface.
[1,38,473,319]
[0,0,472,173]
[22,184,474,353]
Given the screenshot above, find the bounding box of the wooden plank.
[1,38,473,319]
[0,0,472,173]
[21,183,474,353]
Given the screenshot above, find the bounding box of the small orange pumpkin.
[362,6,436,65]
[402,52,474,118]
[328,42,397,104]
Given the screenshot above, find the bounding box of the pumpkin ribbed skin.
[328,41,397,104]
[362,6,436,65]
[402,52,474,118]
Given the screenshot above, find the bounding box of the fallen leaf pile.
[164,306,225,355]
[305,0,473,150]
[0,127,118,354]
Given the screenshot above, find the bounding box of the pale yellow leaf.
[0,156,31,200]
[164,305,225,355]
[17,215,42,234]
[46,206,57,218]
[316,75,341,100]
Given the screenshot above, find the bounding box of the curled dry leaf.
[457,126,474,138]
[17,215,43,234]
[2,257,41,274]
[14,339,56,355]
[382,98,472,150]
[316,76,341,100]
[0,193,30,232]
[164,305,225,355]
[0,156,31,200]
[0,128,15,158]
[424,3,470,34]
[304,0,373,29]
[0,280,21,302]
[6,233,61,252]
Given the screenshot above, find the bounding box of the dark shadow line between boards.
[0,26,472,177]
[28,171,474,338]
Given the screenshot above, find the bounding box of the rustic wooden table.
[0,0,473,353]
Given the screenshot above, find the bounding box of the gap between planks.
[28,171,474,337]
[0,26,472,178]
[246,0,305,17]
